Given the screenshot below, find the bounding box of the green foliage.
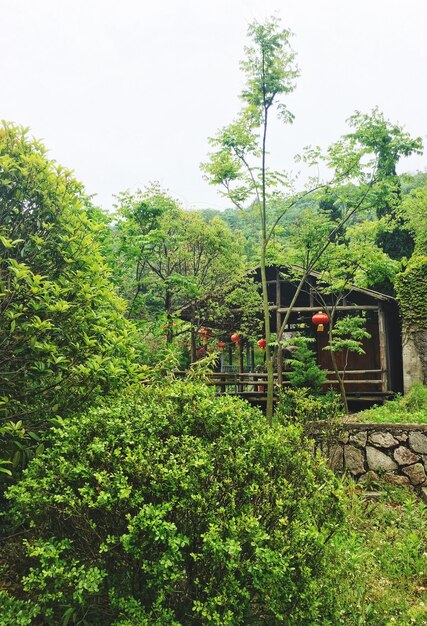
[400,171,427,195]
[345,108,423,261]
[285,335,326,393]
[403,185,427,253]
[276,387,343,424]
[241,18,298,113]
[0,123,140,436]
[396,255,427,329]
[395,183,427,330]
[328,108,422,189]
[1,381,346,625]
[325,314,371,358]
[328,483,427,624]
[111,183,256,345]
[201,17,298,212]
[357,383,427,424]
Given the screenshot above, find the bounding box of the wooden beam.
[275,305,379,313]
[325,379,383,385]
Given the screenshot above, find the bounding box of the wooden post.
[190,329,197,363]
[245,342,251,371]
[220,352,226,393]
[238,341,244,392]
[378,305,389,392]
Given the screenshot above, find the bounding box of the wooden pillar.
[238,341,244,393]
[378,305,389,392]
[190,329,197,363]
[220,351,226,393]
[245,342,251,371]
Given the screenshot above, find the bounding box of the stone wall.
[310,422,427,498]
[402,329,427,392]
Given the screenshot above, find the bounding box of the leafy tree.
[346,108,422,260]
[0,381,346,625]
[112,184,257,357]
[0,123,139,459]
[202,17,299,421]
[202,16,421,422]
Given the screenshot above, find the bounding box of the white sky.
[1,0,426,211]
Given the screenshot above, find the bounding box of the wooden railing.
[174,369,388,400]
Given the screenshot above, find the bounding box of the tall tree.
[202,19,422,421]
[0,123,139,434]
[202,17,298,422]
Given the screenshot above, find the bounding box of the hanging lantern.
[230,332,241,346]
[217,341,227,350]
[257,338,267,350]
[311,311,330,332]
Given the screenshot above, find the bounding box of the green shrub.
[286,336,326,393]
[276,387,343,424]
[1,381,346,625]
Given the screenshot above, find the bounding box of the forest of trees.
[1,16,427,626]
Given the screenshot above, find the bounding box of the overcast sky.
[1,0,426,211]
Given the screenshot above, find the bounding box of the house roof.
[263,265,397,303]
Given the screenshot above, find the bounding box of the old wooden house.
[183,265,404,406]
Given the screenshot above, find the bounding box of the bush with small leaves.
[1,381,346,625]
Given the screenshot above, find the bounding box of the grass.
[331,480,427,625]
[356,384,427,424]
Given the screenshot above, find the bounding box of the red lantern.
[230,332,241,345]
[311,311,330,332]
[257,338,267,350]
[217,341,227,349]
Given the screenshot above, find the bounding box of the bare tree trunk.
[328,322,348,413]
[260,248,274,424]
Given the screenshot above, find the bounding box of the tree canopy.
[0,123,140,435]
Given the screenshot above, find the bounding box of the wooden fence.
[173,369,391,403]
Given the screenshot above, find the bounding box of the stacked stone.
[313,423,427,500]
